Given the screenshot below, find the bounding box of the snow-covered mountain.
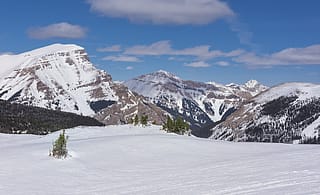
[124,70,267,137]
[211,82,320,143]
[0,44,166,125]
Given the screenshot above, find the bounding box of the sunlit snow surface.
[1,125,320,195]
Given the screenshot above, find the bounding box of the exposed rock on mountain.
[124,70,267,137]
[0,44,166,125]
[211,83,320,143]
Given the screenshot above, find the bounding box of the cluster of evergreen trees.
[162,116,190,135]
[300,136,320,144]
[129,115,149,126]
[245,97,320,144]
[0,100,104,135]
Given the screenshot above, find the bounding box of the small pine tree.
[134,115,139,126]
[140,115,148,126]
[163,116,173,132]
[50,130,68,159]
[128,117,134,124]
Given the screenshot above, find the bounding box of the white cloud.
[216,61,230,66]
[102,55,142,62]
[126,66,134,70]
[28,22,87,39]
[234,44,320,67]
[97,45,122,52]
[168,56,188,61]
[125,41,171,55]
[124,40,243,60]
[184,61,211,68]
[87,0,234,25]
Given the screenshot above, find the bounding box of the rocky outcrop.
[211,83,320,143]
[124,70,267,137]
[0,44,166,125]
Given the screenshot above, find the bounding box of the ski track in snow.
[0,125,320,195]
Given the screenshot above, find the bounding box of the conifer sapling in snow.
[50,130,68,159]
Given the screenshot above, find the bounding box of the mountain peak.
[0,44,86,77]
[24,43,84,57]
[244,80,260,88]
[0,44,166,126]
[153,70,180,80]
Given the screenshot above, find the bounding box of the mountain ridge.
[211,82,320,143]
[0,43,166,125]
[124,70,268,137]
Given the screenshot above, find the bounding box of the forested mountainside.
[0,100,104,135]
[211,83,320,143]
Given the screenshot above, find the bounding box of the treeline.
[128,114,190,135]
[245,97,320,143]
[0,100,104,135]
[162,116,190,135]
[129,115,149,126]
[300,136,320,144]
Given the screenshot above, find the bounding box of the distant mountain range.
[124,70,267,137]
[0,44,319,142]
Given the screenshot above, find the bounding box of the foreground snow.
[1,125,320,195]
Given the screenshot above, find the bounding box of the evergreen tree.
[175,117,184,133]
[140,115,148,126]
[134,115,139,126]
[128,117,134,124]
[50,130,68,158]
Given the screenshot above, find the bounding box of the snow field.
[0,125,320,195]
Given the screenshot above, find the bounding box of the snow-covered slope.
[1,125,320,194]
[0,44,116,115]
[211,82,320,143]
[124,70,267,137]
[0,44,166,125]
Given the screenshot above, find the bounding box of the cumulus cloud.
[184,61,211,68]
[124,40,243,60]
[97,45,122,52]
[28,22,87,39]
[234,44,320,67]
[102,55,142,62]
[87,0,234,25]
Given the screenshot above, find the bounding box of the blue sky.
[0,0,319,86]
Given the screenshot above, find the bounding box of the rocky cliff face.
[124,70,267,137]
[0,44,166,125]
[211,83,320,143]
